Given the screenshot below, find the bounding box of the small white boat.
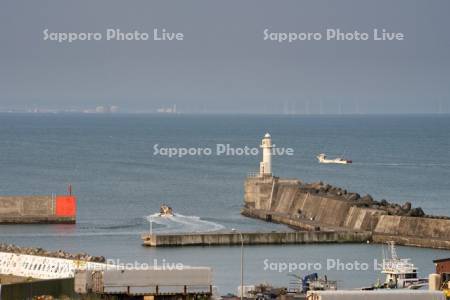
[317,153,352,164]
[159,205,174,217]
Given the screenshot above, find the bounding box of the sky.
[0,0,449,114]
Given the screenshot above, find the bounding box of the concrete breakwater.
[0,195,76,224]
[243,176,450,250]
[0,243,105,263]
[0,244,108,283]
[141,231,371,247]
[0,251,108,280]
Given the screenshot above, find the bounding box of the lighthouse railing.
[247,172,273,182]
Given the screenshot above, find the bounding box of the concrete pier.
[243,175,450,250]
[0,195,76,224]
[141,231,371,247]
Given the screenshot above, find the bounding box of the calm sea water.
[0,113,449,293]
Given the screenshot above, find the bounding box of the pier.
[241,133,450,250]
[141,230,371,247]
[0,195,76,224]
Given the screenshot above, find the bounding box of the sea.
[0,113,449,293]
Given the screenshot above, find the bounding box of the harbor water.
[0,113,449,293]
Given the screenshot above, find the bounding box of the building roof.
[433,258,450,263]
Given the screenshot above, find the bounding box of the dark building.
[433,258,450,282]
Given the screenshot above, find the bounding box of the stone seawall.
[0,195,76,224]
[243,176,450,249]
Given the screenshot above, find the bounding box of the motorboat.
[316,153,352,164]
[159,204,174,217]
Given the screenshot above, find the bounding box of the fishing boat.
[381,242,428,289]
[159,204,174,217]
[289,273,337,294]
[316,153,352,164]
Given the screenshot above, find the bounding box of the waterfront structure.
[0,250,213,299]
[0,193,76,224]
[141,231,370,247]
[0,251,107,280]
[75,268,213,298]
[259,133,273,177]
[243,134,450,250]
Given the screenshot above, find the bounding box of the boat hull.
[317,158,352,164]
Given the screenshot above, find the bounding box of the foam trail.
[355,162,450,167]
[146,213,225,233]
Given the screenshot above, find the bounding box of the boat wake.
[355,162,450,167]
[146,213,225,233]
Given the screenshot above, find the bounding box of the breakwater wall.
[0,243,105,263]
[243,176,450,249]
[141,231,371,247]
[0,195,76,224]
[0,251,107,280]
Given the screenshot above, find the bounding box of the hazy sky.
[1,0,449,114]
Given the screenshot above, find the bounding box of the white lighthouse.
[259,133,273,177]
